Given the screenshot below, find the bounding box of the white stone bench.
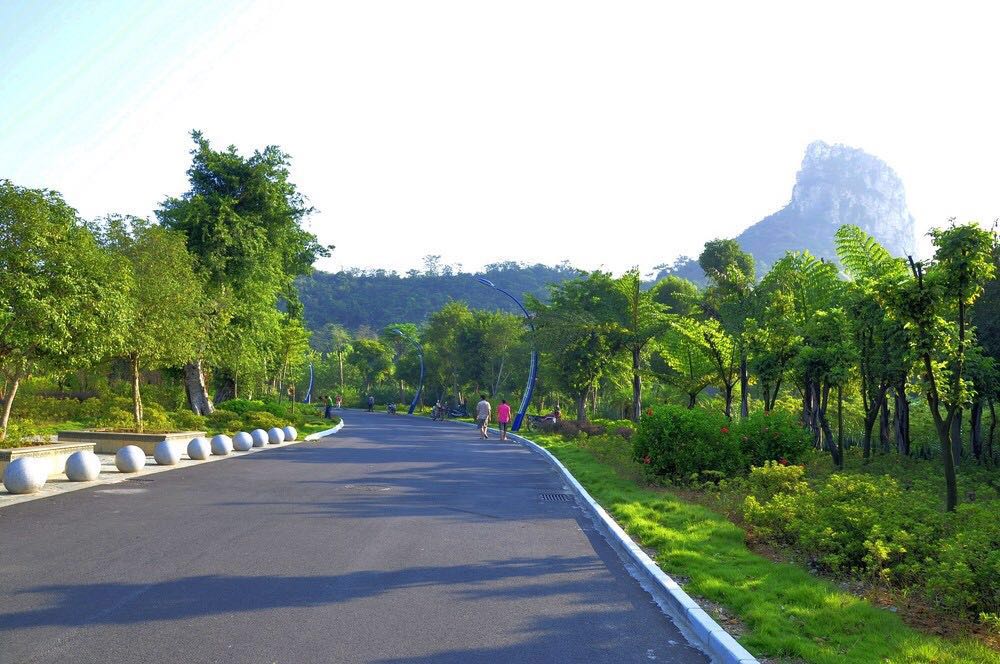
[57,431,206,455]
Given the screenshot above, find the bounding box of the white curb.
[305,419,344,440]
[438,417,757,664]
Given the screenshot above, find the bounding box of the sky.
[2,0,999,277]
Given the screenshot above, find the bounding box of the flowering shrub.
[632,405,745,479]
[733,411,811,466]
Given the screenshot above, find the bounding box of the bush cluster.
[743,462,1000,620]
[632,405,810,479]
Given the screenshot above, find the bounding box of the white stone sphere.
[282,425,298,442]
[3,458,47,494]
[267,427,285,445]
[250,429,268,447]
[187,436,210,460]
[65,450,101,481]
[153,440,181,466]
[211,434,233,456]
[115,445,146,473]
[233,431,253,451]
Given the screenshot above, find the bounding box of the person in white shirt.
[475,395,492,439]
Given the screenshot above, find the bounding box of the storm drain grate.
[539,493,573,502]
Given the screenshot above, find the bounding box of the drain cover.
[539,493,573,502]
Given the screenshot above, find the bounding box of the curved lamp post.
[391,328,424,415]
[476,277,537,431]
[303,362,314,403]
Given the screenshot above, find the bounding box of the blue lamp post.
[476,277,537,431]
[391,328,424,415]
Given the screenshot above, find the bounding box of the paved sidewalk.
[0,413,708,664]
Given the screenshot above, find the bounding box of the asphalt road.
[0,413,708,664]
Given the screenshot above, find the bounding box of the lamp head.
[476,277,496,288]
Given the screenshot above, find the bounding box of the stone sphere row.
[2,425,300,495]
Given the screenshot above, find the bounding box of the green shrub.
[205,408,240,430]
[924,505,1000,616]
[733,410,811,466]
[633,405,745,479]
[170,409,207,431]
[10,395,81,422]
[216,399,266,415]
[243,411,284,432]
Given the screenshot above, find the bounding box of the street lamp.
[391,328,424,415]
[476,277,538,431]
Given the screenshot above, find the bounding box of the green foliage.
[242,410,285,432]
[534,432,998,663]
[298,261,580,332]
[632,405,745,478]
[734,411,811,466]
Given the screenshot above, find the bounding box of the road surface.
[0,413,708,664]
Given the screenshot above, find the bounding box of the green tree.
[158,131,329,413]
[836,225,912,458]
[0,182,131,439]
[900,222,995,511]
[529,273,620,423]
[94,216,206,432]
[699,239,756,417]
[609,269,671,421]
[350,338,394,394]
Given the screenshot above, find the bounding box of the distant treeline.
[297,259,580,333]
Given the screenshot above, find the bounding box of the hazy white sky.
[2,0,998,276]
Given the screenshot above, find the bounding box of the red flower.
[642,455,652,465]
[646,408,654,417]
[721,426,729,434]
[778,457,789,466]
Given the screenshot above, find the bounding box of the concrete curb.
[443,417,757,664]
[305,419,345,440]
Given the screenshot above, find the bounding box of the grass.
[530,432,1000,664]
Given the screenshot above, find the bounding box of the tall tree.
[94,217,206,431]
[0,182,131,439]
[699,239,756,417]
[158,131,329,413]
[610,269,670,421]
[836,225,912,459]
[900,223,995,511]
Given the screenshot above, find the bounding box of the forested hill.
[297,261,580,332]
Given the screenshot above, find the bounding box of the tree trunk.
[214,373,236,405]
[0,374,21,441]
[687,392,697,409]
[739,355,749,418]
[937,413,959,511]
[184,360,214,415]
[879,397,891,453]
[131,354,144,433]
[631,348,641,422]
[988,398,997,468]
[950,408,962,466]
[338,351,344,391]
[970,400,983,461]
[723,382,733,420]
[894,383,910,456]
[836,385,845,469]
[576,392,587,424]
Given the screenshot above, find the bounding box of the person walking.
[497,399,512,441]
[475,394,492,439]
[335,394,343,409]
[367,395,375,412]
[323,395,333,419]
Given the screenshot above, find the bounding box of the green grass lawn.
[530,433,999,664]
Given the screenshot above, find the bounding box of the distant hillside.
[297,261,580,332]
[660,141,917,282]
